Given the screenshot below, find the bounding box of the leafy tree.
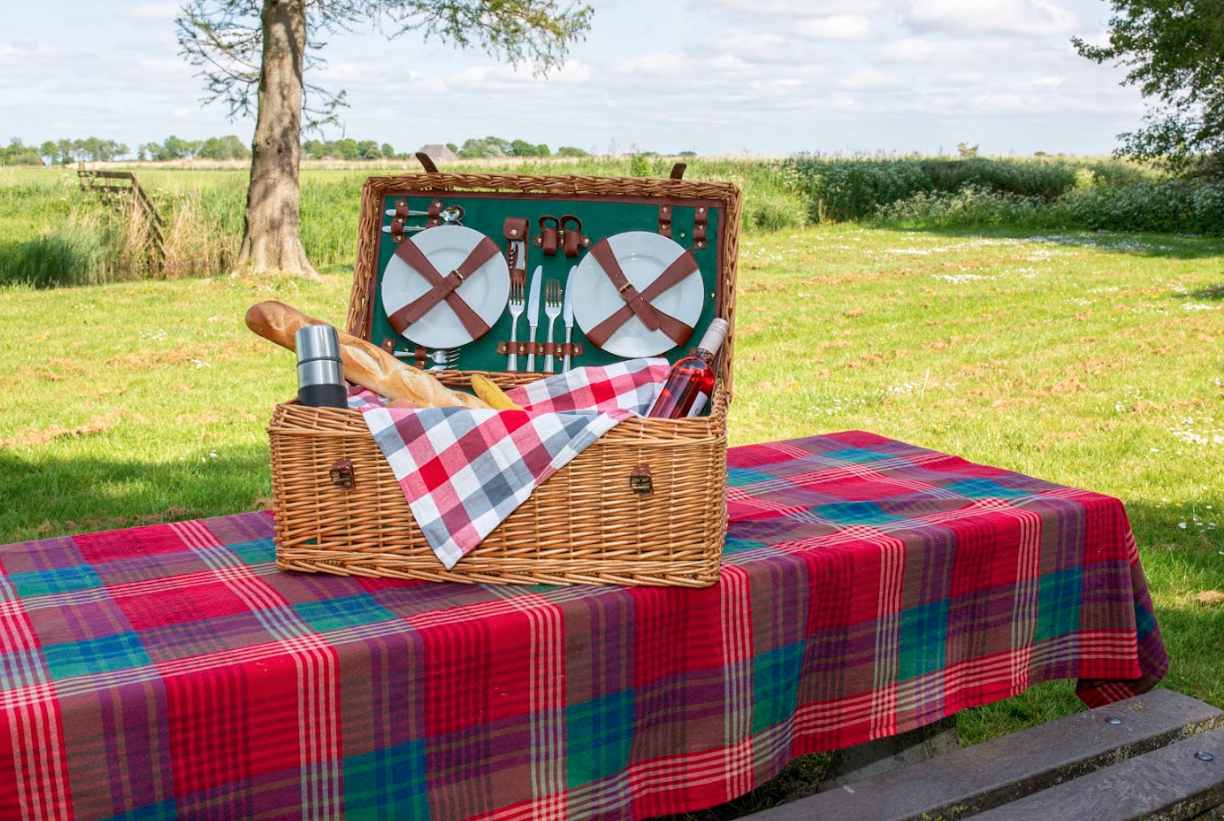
[302,139,326,160]
[151,135,200,161]
[459,137,508,158]
[1074,1,1224,174]
[536,143,550,156]
[445,142,459,153]
[357,140,382,160]
[198,134,252,159]
[38,141,58,165]
[957,142,979,158]
[380,142,395,159]
[556,145,588,157]
[177,1,593,278]
[1,138,43,166]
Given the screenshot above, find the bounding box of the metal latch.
[329,460,355,490]
[629,464,653,495]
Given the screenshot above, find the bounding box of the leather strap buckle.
[584,239,698,350]
[387,236,500,340]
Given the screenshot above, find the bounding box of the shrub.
[873,186,1045,230]
[0,214,105,288]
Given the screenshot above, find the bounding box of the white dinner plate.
[572,231,704,358]
[382,225,509,348]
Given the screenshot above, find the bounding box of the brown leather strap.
[389,200,410,241]
[658,204,673,238]
[584,241,699,350]
[670,163,686,180]
[539,216,559,256]
[425,200,444,227]
[561,215,582,258]
[415,152,439,173]
[587,240,660,333]
[693,205,709,250]
[387,236,499,339]
[503,217,528,280]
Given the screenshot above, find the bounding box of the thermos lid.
[296,324,341,364]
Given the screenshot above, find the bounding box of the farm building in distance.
[417,144,458,162]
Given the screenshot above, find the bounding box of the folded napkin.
[351,358,670,569]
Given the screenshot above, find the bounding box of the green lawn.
[1,222,1222,770]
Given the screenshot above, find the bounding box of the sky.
[0,0,1145,157]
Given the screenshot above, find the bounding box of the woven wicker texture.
[270,172,739,587]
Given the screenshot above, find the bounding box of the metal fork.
[507,278,525,372]
[393,348,458,371]
[428,349,459,371]
[543,280,562,374]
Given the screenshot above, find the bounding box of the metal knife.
[525,265,543,372]
[562,266,577,372]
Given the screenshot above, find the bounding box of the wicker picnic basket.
[268,170,740,587]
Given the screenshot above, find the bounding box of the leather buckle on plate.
[329,460,355,490]
[629,464,653,495]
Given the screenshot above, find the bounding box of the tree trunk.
[236,0,318,279]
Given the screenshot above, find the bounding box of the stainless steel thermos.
[295,325,347,408]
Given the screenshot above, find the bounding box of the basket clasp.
[329,460,355,490]
[629,464,653,495]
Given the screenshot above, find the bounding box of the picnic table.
[0,431,1167,820]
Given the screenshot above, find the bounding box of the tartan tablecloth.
[0,431,1166,821]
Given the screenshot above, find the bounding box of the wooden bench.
[750,689,1224,821]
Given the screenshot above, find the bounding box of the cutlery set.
[514,265,576,373]
[380,204,465,234]
[394,347,460,371]
[393,265,578,374]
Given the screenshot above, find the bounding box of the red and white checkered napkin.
[351,358,670,569]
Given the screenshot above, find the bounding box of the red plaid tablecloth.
[0,432,1166,820]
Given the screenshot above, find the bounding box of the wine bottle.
[647,318,730,419]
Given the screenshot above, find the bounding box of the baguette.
[245,300,490,410]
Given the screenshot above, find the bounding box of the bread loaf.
[245,300,490,410]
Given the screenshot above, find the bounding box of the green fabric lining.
[369,193,723,373]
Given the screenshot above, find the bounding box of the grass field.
[1,166,1223,814]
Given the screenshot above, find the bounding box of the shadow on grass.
[0,233,103,289]
[874,224,1224,261]
[0,444,273,544]
[1189,283,1224,300]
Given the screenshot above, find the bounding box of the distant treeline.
[1,134,598,166]
[301,136,592,160]
[0,135,252,165]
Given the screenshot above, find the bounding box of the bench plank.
[751,690,1223,821]
[971,726,1224,821]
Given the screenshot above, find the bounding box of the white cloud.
[126,3,181,22]
[613,51,751,78]
[796,15,873,41]
[838,69,912,92]
[902,0,1079,37]
[698,32,823,66]
[700,0,884,15]
[931,71,985,87]
[828,94,866,112]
